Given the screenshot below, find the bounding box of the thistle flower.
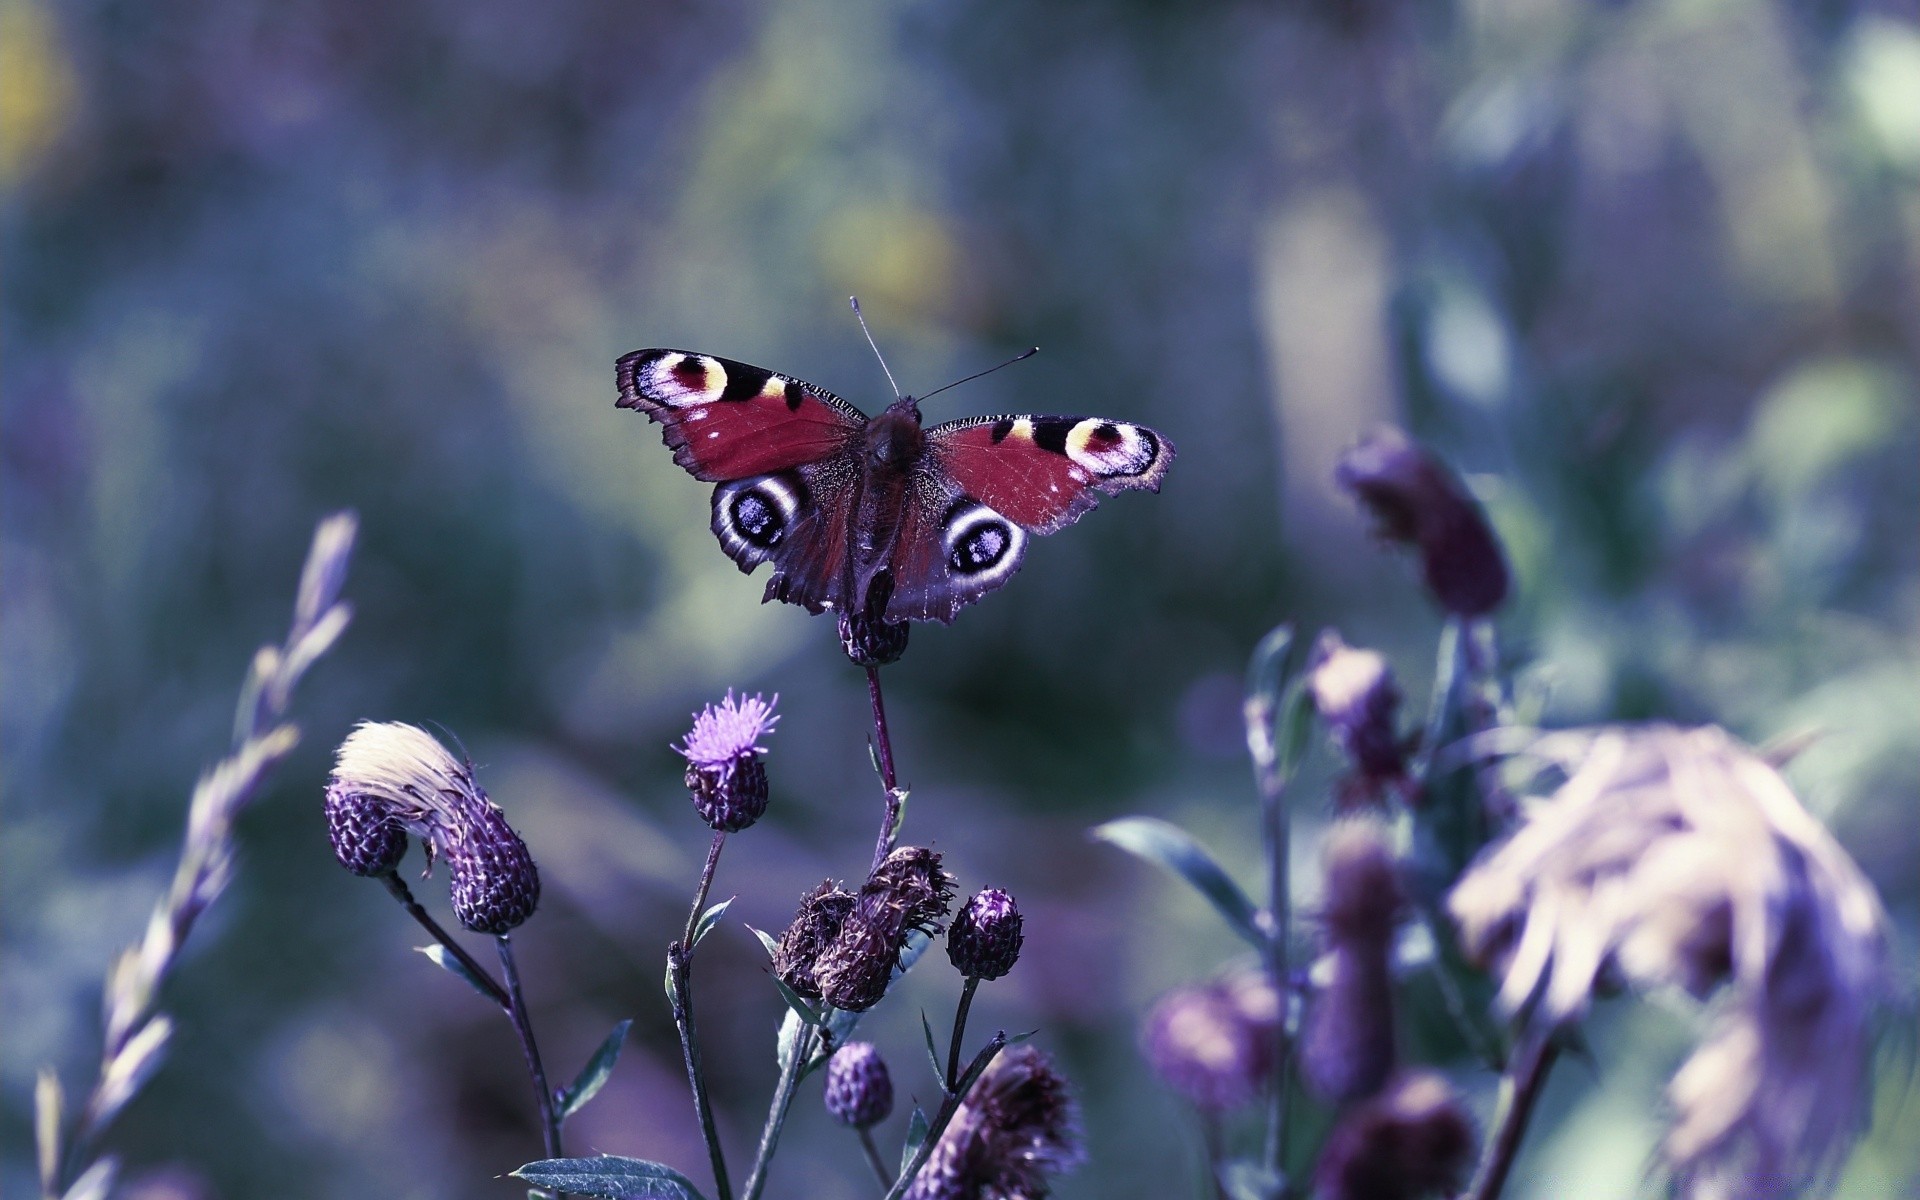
[328,722,541,933]
[1312,1071,1475,1200]
[1309,631,1411,808]
[773,880,857,1001]
[1141,970,1283,1112]
[824,1041,894,1128]
[676,691,779,832]
[816,846,956,1012]
[324,780,407,876]
[905,1045,1084,1200]
[1335,426,1509,617]
[1449,724,1890,1198]
[1302,821,1404,1103]
[949,888,1024,981]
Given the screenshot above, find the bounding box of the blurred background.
[4,0,1917,1196]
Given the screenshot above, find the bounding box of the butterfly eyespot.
[942,501,1025,581]
[713,474,807,564]
[1065,419,1157,477]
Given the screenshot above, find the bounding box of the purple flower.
[1141,971,1282,1112]
[1302,820,1404,1103]
[824,1042,894,1128]
[1313,1072,1475,1200]
[948,888,1024,981]
[1309,631,1411,808]
[1335,426,1509,617]
[676,691,779,832]
[905,1045,1083,1200]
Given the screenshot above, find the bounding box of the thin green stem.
[857,1127,891,1192]
[670,832,733,1200]
[1245,682,1293,1177]
[379,872,510,1011]
[741,1022,819,1200]
[497,936,563,1180]
[945,976,980,1094]
[866,666,904,872]
[1467,1028,1558,1200]
[883,1032,1007,1200]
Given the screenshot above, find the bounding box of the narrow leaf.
[692,898,734,948]
[1091,816,1263,948]
[920,1010,944,1084]
[418,944,500,1003]
[899,1106,930,1176]
[770,973,822,1027]
[35,1069,63,1192]
[513,1155,709,1200]
[557,1019,632,1123]
[748,925,779,961]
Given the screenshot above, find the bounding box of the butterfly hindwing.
[882,483,1030,624]
[617,349,866,481]
[925,415,1174,534]
[709,459,858,615]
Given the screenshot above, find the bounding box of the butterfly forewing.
[617,349,867,481]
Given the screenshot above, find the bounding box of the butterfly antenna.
[917,346,1040,404]
[850,296,903,399]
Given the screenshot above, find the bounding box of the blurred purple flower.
[1302,820,1404,1103]
[1450,724,1890,1198]
[905,1044,1083,1200]
[1335,426,1509,617]
[1312,1071,1475,1200]
[1309,631,1412,808]
[1141,970,1282,1112]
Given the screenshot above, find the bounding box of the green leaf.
[692,898,734,948]
[416,945,500,1003]
[748,925,779,961]
[920,1010,944,1084]
[1274,678,1316,782]
[1091,816,1263,948]
[557,1019,632,1123]
[770,973,822,1027]
[899,1107,930,1176]
[1218,1158,1286,1200]
[512,1156,709,1200]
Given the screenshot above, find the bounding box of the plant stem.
[866,666,905,871]
[1247,704,1292,1176]
[741,1022,818,1200]
[379,872,511,1011]
[1467,1028,1558,1200]
[858,1128,891,1192]
[883,1032,1007,1200]
[671,832,733,1200]
[1200,1111,1230,1200]
[945,976,980,1094]
[496,935,563,1174]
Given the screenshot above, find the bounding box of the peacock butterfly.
[616,330,1174,625]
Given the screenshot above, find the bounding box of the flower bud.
[448,801,541,934]
[824,1042,894,1128]
[1313,1072,1475,1200]
[773,880,856,1001]
[1335,426,1509,617]
[324,781,407,876]
[948,888,1024,980]
[675,691,779,832]
[1141,971,1282,1111]
[1309,632,1411,808]
[840,569,910,667]
[1302,821,1404,1103]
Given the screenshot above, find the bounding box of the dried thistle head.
[772,880,856,1001]
[1335,426,1509,617]
[815,846,956,1012]
[906,1045,1084,1200]
[327,721,540,933]
[1449,724,1891,1197]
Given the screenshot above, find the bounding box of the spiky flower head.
[948,888,1025,981]
[816,846,956,1012]
[328,721,540,932]
[324,780,407,876]
[1141,970,1283,1112]
[1449,724,1890,1199]
[773,880,857,1001]
[905,1045,1084,1200]
[1309,631,1411,808]
[824,1042,894,1128]
[1312,1071,1475,1200]
[1302,821,1404,1103]
[1335,426,1509,617]
[676,691,779,832]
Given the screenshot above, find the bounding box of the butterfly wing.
[879,414,1175,623]
[617,349,867,480]
[924,414,1174,533]
[709,461,857,615]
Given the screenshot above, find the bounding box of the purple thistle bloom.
[676,691,779,832]
[824,1042,894,1128]
[949,888,1025,980]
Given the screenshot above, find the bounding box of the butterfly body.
[617,348,1173,624]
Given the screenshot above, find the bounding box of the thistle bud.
[815,846,956,1012]
[773,880,856,1000]
[824,1042,894,1128]
[906,1045,1083,1200]
[948,888,1024,980]
[840,569,910,667]
[324,781,407,876]
[1141,971,1282,1111]
[1309,632,1410,808]
[1335,426,1509,617]
[1302,821,1403,1103]
[675,691,779,832]
[448,801,541,934]
[1313,1072,1475,1200]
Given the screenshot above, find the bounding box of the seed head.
[772,880,857,1001]
[824,1042,894,1128]
[948,888,1025,980]
[905,1045,1083,1200]
[1335,426,1509,617]
[677,691,779,832]
[816,846,956,1012]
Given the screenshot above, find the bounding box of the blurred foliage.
[3,0,1916,1197]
